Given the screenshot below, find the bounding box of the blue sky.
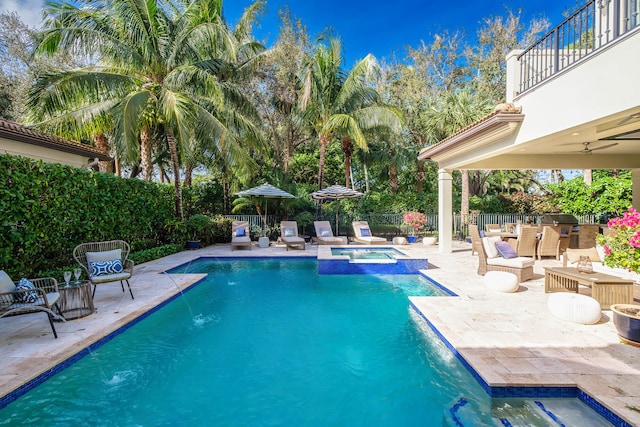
[2,0,574,66]
[224,0,575,66]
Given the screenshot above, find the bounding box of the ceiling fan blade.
[590,142,618,151]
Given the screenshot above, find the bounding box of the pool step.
[445,396,613,427]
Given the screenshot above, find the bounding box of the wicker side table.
[58,280,95,320]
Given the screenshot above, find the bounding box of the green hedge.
[0,154,176,278]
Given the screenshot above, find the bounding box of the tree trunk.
[223,179,230,214]
[556,170,565,183]
[166,130,184,220]
[93,133,111,173]
[461,170,470,218]
[140,127,153,181]
[317,134,330,190]
[184,162,193,187]
[364,163,370,193]
[114,155,121,177]
[342,137,354,188]
[416,160,424,193]
[583,169,592,186]
[389,149,398,195]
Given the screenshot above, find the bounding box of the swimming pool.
[0,259,614,426]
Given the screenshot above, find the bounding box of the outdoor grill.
[541,213,580,247]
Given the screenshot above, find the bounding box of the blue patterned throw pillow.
[89,259,124,277]
[360,228,371,237]
[15,278,38,303]
[235,228,246,237]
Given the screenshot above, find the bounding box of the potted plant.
[185,214,210,249]
[597,208,640,344]
[403,211,427,243]
[295,211,314,242]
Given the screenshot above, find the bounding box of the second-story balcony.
[515,0,639,96]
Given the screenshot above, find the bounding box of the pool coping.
[1,245,637,426]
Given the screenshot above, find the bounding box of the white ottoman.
[484,271,519,293]
[547,293,601,325]
[393,237,408,245]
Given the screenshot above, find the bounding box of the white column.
[633,169,640,210]
[438,169,453,253]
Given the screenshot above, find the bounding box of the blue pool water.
[0,259,614,426]
[331,247,405,260]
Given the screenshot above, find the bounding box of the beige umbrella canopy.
[310,184,365,235]
[236,183,295,234]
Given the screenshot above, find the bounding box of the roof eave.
[418,113,525,162]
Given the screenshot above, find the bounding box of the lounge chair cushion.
[235,228,246,237]
[319,228,332,237]
[15,278,38,303]
[283,227,295,237]
[91,272,131,284]
[486,256,535,269]
[488,228,501,233]
[86,249,124,277]
[481,236,502,258]
[360,228,371,237]
[495,241,518,259]
[0,270,15,294]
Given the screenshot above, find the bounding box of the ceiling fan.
[579,141,618,154]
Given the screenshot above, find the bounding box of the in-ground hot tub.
[318,246,428,274]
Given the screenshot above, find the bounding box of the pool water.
[331,247,405,260]
[0,259,613,426]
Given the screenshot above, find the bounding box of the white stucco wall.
[0,137,90,168]
[509,30,640,146]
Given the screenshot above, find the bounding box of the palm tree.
[299,37,402,190]
[29,0,265,220]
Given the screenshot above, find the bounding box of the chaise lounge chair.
[314,221,344,245]
[231,221,252,250]
[352,221,387,245]
[280,221,306,250]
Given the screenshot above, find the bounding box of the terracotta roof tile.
[0,119,111,161]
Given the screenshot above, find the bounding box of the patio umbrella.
[236,183,295,234]
[310,184,364,235]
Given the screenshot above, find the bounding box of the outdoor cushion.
[565,247,601,263]
[283,227,295,237]
[0,270,14,294]
[89,259,124,277]
[481,236,502,258]
[15,278,38,303]
[488,228,501,233]
[319,228,331,237]
[495,241,518,259]
[235,228,246,237]
[90,272,131,284]
[360,228,371,237]
[479,230,486,238]
[548,293,601,325]
[484,271,519,293]
[486,256,535,269]
[86,249,122,263]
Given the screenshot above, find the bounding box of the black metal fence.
[517,0,639,94]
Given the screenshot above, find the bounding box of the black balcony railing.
[517,0,639,94]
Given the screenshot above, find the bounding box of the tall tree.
[30,0,265,220]
[300,37,402,190]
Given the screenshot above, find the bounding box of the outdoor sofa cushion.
[565,247,601,263]
[495,241,518,259]
[486,256,535,269]
[0,270,15,294]
[481,236,502,258]
[15,278,38,303]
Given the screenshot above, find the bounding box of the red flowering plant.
[596,207,640,273]
[402,211,427,236]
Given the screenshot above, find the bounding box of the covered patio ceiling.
[418,108,640,171]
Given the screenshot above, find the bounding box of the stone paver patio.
[1,241,638,425]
